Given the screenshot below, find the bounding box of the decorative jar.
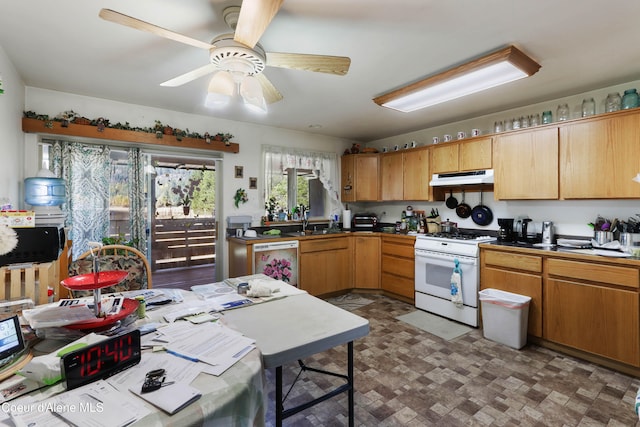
[622,89,639,110]
[605,92,622,112]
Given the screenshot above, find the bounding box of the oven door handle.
[415,250,476,265]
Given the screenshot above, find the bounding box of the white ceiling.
[2,0,640,142]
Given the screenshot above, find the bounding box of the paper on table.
[162,322,255,375]
[107,351,202,392]
[9,380,150,427]
[51,381,150,427]
[22,304,97,329]
[130,382,201,415]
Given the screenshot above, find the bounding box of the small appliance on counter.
[352,213,378,230]
[497,218,514,242]
[541,221,554,245]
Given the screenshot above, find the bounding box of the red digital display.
[63,330,141,390]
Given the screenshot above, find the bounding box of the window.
[263,145,340,220]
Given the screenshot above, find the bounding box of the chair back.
[68,245,152,296]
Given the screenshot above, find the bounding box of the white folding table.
[224,292,370,426]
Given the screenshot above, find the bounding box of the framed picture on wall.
[235,166,243,178]
[249,177,257,189]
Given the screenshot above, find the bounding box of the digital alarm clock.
[62,330,141,390]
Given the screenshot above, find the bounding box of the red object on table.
[65,298,139,330]
[61,270,129,290]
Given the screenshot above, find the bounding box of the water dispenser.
[24,169,66,226]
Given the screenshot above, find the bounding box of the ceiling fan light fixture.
[373,45,541,113]
[240,75,267,113]
[205,71,235,107]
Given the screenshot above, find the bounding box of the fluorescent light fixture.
[373,45,541,112]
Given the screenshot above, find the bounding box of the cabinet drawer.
[547,258,639,288]
[381,241,414,258]
[381,254,414,279]
[300,237,348,253]
[482,250,542,273]
[381,272,414,299]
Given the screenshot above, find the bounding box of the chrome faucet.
[301,209,308,232]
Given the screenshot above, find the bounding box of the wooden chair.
[68,244,152,296]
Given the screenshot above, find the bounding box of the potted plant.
[265,197,277,221]
[154,120,164,138]
[181,194,191,215]
[171,176,201,216]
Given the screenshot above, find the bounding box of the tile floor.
[264,294,640,426]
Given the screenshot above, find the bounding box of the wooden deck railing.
[151,218,217,270]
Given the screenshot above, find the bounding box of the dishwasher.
[253,240,299,287]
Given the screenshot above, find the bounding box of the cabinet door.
[299,251,335,296]
[431,143,459,174]
[544,278,639,366]
[494,127,559,200]
[403,148,431,201]
[341,155,355,202]
[354,236,380,288]
[379,152,404,201]
[355,154,379,201]
[560,112,640,199]
[459,137,492,171]
[299,238,351,296]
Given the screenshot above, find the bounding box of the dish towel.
[450,259,463,308]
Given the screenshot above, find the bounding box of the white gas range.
[414,232,496,327]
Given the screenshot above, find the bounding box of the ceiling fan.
[99,0,351,111]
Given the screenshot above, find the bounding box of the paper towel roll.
[342,210,351,229]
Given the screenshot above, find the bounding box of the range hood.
[429,169,494,186]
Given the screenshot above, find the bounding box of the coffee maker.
[497,218,514,242]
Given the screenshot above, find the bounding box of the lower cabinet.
[381,235,415,301]
[544,258,640,366]
[299,237,351,297]
[353,235,380,289]
[480,248,543,337]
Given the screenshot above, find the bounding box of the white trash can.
[479,288,531,349]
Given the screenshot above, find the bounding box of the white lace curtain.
[263,145,341,208]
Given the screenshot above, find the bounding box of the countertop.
[227,230,417,244]
[481,240,640,267]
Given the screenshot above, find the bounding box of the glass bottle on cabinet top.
[581,98,596,117]
[622,89,639,110]
[556,103,570,121]
[605,92,622,112]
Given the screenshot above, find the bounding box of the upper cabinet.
[379,151,404,200]
[380,148,431,201]
[431,137,492,174]
[494,127,559,200]
[560,111,640,199]
[403,147,431,200]
[341,153,379,202]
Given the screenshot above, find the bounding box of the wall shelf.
[21,118,240,154]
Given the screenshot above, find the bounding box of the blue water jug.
[24,177,65,206]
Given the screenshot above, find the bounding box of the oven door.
[414,249,479,307]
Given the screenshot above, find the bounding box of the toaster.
[352,213,378,230]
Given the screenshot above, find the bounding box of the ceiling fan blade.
[266,52,351,76]
[160,64,217,87]
[256,74,283,104]
[99,8,215,50]
[234,0,284,48]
